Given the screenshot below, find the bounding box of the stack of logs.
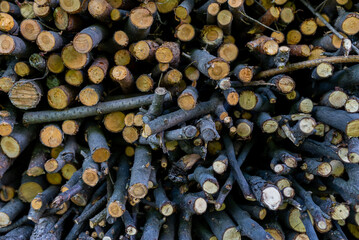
[2,0,359,239]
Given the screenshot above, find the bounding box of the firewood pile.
[2,0,359,239]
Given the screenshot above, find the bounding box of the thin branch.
[299,0,359,55]
[239,10,277,33]
[255,55,359,78]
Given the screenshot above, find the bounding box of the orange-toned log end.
[104,111,125,133]
[82,168,99,187]
[31,197,43,210]
[62,44,89,70]
[341,14,359,35]
[156,46,174,64]
[62,120,80,135]
[208,58,230,80]
[132,40,151,60]
[40,125,64,148]
[88,66,105,84]
[218,43,238,62]
[122,126,139,143]
[0,122,12,137]
[130,7,153,29]
[36,31,56,52]
[175,23,195,42]
[226,91,239,106]
[128,183,148,199]
[79,88,100,106]
[20,19,42,41]
[73,32,93,54]
[27,166,45,177]
[178,93,196,111]
[108,201,125,218]
[0,34,15,55]
[238,67,253,83]
[8,81,42,110]
[18,182,43,203]
[47,85,73,110]
[44,158,59,173]
[92,148,110,163]
[136,74,154,93]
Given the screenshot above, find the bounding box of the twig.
[299,0,359,55]
[255,55,359,78]
[239,10,277,33]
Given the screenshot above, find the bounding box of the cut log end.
[40,125,63,148]
[31,198,42,210]
[128,183,148,199]
[44,158,59,173]
[79,88,100,106]
[262,120,278,134]
[104,111,125,133]
[341,16,359,35]
[82,168,99,186]
[9,81,42,110]
[19,182,43,203]
[346,120,359,137]
[175,23,195,42]
[0,136,20,158]
[178,94,196,111]
[130,7,153,29]
[62,44,89,70]
[213,161,227,175]
[73,33,93,54]
[299,99,313,113]
[208,59,230,80]
[332,204,350,220]
[92,148,110,163]
[0,212,10,227]
[194,197,207,214]
[203,180,219,194]
[160,202,174,216]
[262,186,282,210]
[108,201,125,218]
[223,227,241,240]
[62,120,80,135]
[0,122,12,137]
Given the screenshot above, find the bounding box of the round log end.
[19,182,43,202]
[261,186,282,210]
[92,148,110,162]
[62,44,89,70]
[0,122,12,137]
[136,74,154,92]
[59,0,81,14]
[40,125,64,148]
[194,197,207,214]
[208,58,230,80]
[223,227,241,240]
[178,93,196,111]
[108,201,125,218]
[175,23,195,42]
[44,158,59,173]
[73,33,93,54]
[128,183,148,199]
[0,136,20,158]
[132,40,151,60]
[342,15,359,35]
[299,98,313,113]
[130,7,153,29]
[82,168,99,187]
[79,87,100,106]
[156,46,174,64]
[262,120,278,134]
[104,111,125,133]
[31,197,42,210]
[332,204,350,220]
[160,202,174,216]
[62,120,80,135]
[0,212,10,227]
[203,180,219,194]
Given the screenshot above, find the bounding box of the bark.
[107,154,129,218]
[203,210,241,240]
[0,198,25,227]
[128,145,152,199]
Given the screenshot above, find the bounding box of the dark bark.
[107,154,129,218]
[140,209,165,240]
[203,210,241,240]
[23,93,171,124]
[128,145,152,199]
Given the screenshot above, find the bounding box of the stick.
[256,55,359,79]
